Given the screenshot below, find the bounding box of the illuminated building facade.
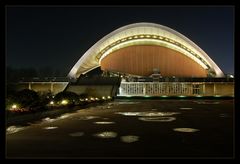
[68,22,224,79]
[66,23,234,97]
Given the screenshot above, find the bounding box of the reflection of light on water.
[116,112,180,117]
[42,117,56,122]
[43,114,72,123]
[78,116,99,120]
[179,107,192,110]
[139,117,176,122]
[58,113,72,119]
[194,101,220,104]
[6,126,25,134]
[43,126,58,130]
[93,121,115,124]
[116,112,140,116]
[93,131,117,138]
[69,132,84,137]
[173,128,200,133]
[121,135,139,143]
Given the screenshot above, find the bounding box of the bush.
[54,91,80,105]
[16,89,40,107]
[6,89,44,112]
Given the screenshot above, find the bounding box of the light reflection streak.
[194,101,220,104]
[6,126,26,134]
[93,131,117,138]
[179,107,192,110]
[93,121,115,124]
[43,126,58,130]
[42,117,56,122]
[116,111,180,117]
[120,135,139,143]
[173,128,200,133]
[138,117,176,122]
[77,116,99,120]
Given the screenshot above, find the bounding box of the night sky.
[6,6,234,76]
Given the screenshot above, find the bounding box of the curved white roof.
[68,22,224,79]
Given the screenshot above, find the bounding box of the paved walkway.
[6,99,234,158]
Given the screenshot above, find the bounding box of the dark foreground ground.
[6,99,234,158]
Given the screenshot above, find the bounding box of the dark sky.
[6,6,234,75]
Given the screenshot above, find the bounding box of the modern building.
[68,22,224,79]
[13,23,233,97]
[67,22,233,97]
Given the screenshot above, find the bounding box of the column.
[213,83,216,95]
[51,82,54,93]
[202,83,205,96]
[143,83,146,95]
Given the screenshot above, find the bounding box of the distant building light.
[107,96,111,99]
[102,96,106,100]
[50,101,54,105]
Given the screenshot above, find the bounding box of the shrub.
[54,91,79,105]
[6,89,44,112]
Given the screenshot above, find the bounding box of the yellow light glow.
[107,96,111,99]
[102,96,106,100]
[61,100,68,105]
[12,104,17,109]
[50,101,54,105]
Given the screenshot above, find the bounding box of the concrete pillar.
[213,83,216,95]
[28,83,31,90]
[202,83,205,96]
[51,82,54,93]
[143,83,146,95]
